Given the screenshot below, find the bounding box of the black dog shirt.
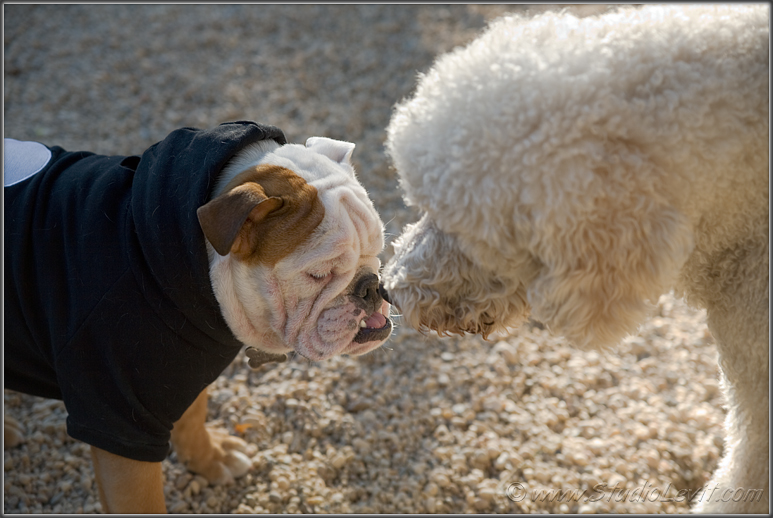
[4,121,287,462]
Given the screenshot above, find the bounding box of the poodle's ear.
[527,180,693,350]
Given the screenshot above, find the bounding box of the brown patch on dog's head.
[197,164,325,265]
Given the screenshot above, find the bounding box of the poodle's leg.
[693,242,768,514]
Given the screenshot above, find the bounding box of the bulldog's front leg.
[170,386,252,485]
[90,446,166,513]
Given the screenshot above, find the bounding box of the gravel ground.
[4,4,726,514]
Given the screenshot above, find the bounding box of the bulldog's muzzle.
[354,273,381,304]
[351,274,392,344]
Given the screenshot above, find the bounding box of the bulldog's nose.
[353,273,381,304]
[378,282,392,305]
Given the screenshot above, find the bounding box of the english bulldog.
[3,121,392,513]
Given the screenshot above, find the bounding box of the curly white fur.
[382,4,768,513]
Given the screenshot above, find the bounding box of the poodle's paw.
[4,416,25,449]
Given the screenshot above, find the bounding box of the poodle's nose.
[378,282,392,305]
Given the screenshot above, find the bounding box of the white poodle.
[381,4,768,513]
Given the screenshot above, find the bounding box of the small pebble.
[478,487,496,501]
[306,495,325,506]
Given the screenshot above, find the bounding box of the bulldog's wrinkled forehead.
[262,142,385,258]
[260,141,355,183]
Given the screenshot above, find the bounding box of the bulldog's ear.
[197,183,283,257]
[305,136,355,166]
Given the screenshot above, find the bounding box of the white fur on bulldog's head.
[198,137,391,361]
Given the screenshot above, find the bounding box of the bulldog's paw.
[204,427,252,484]
[175,427,252,485]
[4,416,25,448]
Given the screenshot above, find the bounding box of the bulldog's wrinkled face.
[198,137,392,361]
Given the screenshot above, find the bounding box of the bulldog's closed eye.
[309,272,331,281]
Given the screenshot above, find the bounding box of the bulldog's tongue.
[364,311,387,329]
